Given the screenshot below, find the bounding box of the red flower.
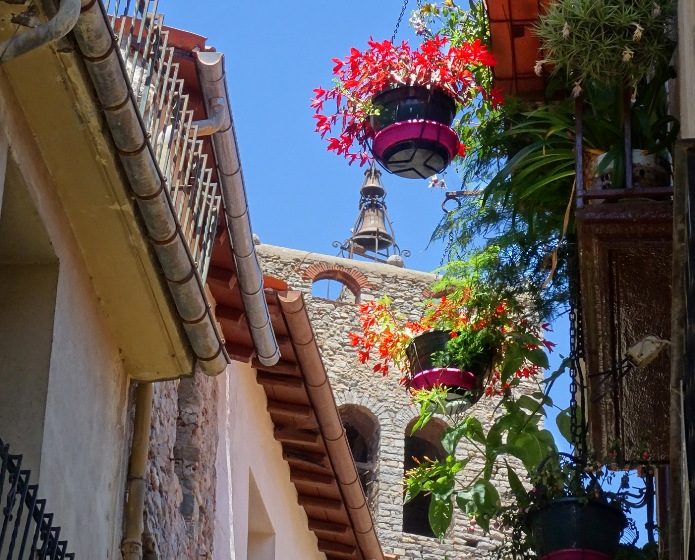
[312,36,496,164]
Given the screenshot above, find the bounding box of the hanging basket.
[527,498,627,560]
[369,86,460,180]
[404,330,488,403]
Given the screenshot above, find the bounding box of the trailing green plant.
[404,369,656,558]
[534,0,675,92]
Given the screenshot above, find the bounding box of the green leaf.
[555,406,573,445]
[429,496,454,538]
[507,431,544,472]
[456,481,500,532]
[524,348,549,369]
[516,394,544,416]
[505,461,529,506]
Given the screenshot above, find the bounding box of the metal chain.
[391,0,410,42]
[568,238,588,459]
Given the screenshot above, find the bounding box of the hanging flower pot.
[527,498,627,560]
[369,86,460,179]
[405,330,487,402]
[311,36,498,179]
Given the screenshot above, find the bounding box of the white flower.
[428,175,447,189]
[534,59,546,76]
[632,23,644,42]
[562,22,571,39]
[572,81,583,98]
[409,12,427,36]
[622,47,634,62]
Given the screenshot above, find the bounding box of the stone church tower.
[257,243,512,560]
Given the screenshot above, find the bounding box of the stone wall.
[144,370,218,559]
[257,244,522,560]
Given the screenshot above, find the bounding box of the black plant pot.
[369,86,460,180]
[405,330,488,402]
[527,498,627,560]
[369,86,456,132]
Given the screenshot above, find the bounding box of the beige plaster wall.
[214,361,326,560]
[0,86,130,558]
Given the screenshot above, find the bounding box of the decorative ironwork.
[0,437,74,559]
[334,166,410,265]
[104,0,222,282]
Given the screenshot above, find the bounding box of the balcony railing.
[105,0,222,282]
[0,438,74,559]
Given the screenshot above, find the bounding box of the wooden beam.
[252,358,301,375]
[307,518,350,535]
[266,399,314,418]
[317,539,356,555]
[290,468,335,488]
[283,449,328,471]
[257,371,304,389]
[297,495,343,511]
[215,305,245,324]
[274,427,321,445]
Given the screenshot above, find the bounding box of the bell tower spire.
[334,165,409,266]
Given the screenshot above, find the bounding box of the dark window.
[403,418,447,537]
[339,405,379,510]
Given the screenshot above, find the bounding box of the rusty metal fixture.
[334,166,410,265]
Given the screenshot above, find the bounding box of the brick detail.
[302,262,371,296]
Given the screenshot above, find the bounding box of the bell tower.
[334,166,409,266]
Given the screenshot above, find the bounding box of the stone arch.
[338,404,380,511]
[403,416,449,538]
[333,389,394,427]
[302,262,371,302]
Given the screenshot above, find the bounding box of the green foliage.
[535,0,675,89]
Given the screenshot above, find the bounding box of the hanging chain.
[391,0,410,42]
[567,237,588,460]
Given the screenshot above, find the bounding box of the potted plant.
[348,256,551,404]
[403,360,655,559]
[311,36,498,179]
[522,454,628,560]
[534,0,676,190]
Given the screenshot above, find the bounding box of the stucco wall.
[258,244,520,560]
[0,112,131,558]
[213,361,326,560]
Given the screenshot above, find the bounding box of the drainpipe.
[192,97,225,137]
[72,1,228,375]
[0,0,80,63]
[195,51,280,367]
[122,382,153,560]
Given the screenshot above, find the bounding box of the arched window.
[403,418,447,537]
[302,263,371,303]
[339,405,380,510]
[311,278,358,303]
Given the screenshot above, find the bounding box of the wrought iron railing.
[105,0,222,282]
[0,438,74,559]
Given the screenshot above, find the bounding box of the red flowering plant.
[311,35,497,165]
[349,264,553,393]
